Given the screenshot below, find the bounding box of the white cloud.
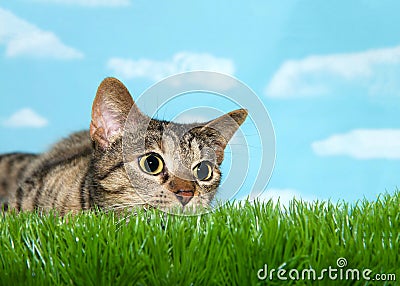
[312,129,400,159]
[30,0,130,6]
[251,188,316,208]
[2,108,48,128]
[0,8,83,59]
[107,52,235,82]
[265,45,400,98]
[164,70,240,91]
[173,114,210,124]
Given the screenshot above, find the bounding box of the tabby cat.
[0,78,247,214]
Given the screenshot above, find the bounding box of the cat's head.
[89,77,247,213]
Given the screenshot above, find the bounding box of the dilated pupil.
[145,156,159,172]
[197,162,209,180]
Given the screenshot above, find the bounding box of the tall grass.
[1,191,399,285]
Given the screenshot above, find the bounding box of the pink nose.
[175,190,194,206]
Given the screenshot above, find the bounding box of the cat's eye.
[139,153,164,175]
[193,161,213,181]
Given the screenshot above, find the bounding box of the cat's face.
[89,78,247,213]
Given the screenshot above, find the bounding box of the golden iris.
[139,153,164,175]
[193,161,213,181]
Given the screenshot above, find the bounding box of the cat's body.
[0,152,37,210]
[0,78,247,214]
[0,131,93,214]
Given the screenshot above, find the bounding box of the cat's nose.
[175,190,194,206]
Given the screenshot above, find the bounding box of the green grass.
[1,192,399,286]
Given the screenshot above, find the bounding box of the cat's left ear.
[90,77,142,149]
[204,109,248,150]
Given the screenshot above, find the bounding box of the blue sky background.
[1,0,399,205]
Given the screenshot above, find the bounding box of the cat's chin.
[154,202,212,215]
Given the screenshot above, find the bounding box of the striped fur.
[0,153,37,210]
[0,77,247,214]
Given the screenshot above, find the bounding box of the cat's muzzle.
[174,190,194,206]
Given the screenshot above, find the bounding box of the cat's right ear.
[90,77,141,149]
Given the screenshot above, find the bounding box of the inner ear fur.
[90,77,138,149]
[203,109,248,149]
